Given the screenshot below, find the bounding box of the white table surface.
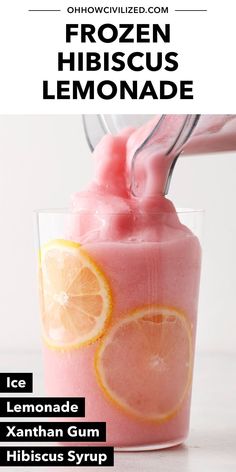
[0,350,235,472]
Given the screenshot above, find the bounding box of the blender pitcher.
[83,114,236,194]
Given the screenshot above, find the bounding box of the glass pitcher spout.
[129,115,200,196]
[83,114,236,196]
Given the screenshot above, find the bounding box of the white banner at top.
[0,0,235,114]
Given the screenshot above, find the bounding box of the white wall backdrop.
[0,115,235,353]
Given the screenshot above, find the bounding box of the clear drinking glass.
[36,207,203,451]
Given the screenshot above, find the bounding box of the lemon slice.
[95,305,193,423]
[39,240,112,350]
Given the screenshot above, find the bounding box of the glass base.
[115,436,186,452]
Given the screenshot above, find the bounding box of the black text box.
[0,374,33,393]
[0,446,114,467]
[0,422,106,442]
[0,398,85,417]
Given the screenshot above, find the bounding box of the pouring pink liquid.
[38,115,235,449]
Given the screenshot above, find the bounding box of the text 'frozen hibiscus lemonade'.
[38,125,202,449]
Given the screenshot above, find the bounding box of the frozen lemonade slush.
[39,121,201,448]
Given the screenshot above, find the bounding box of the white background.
[0,0,236,113]
[0,115,236,353]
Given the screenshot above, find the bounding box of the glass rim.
[35,207,204,216]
